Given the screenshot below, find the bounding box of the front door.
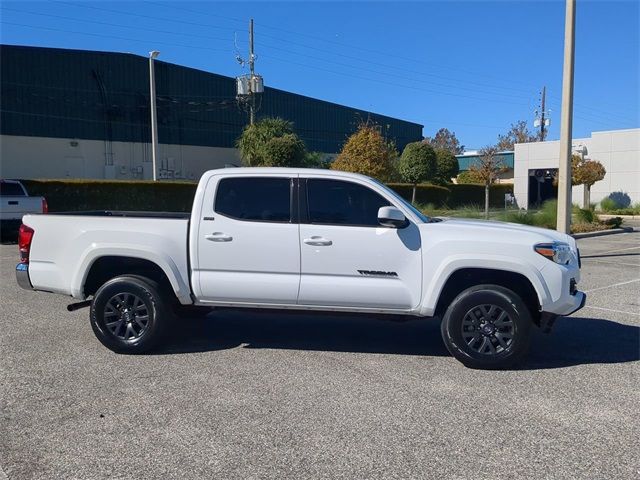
[297,177,422,310]
[194,174,300,305]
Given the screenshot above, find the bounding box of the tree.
[397,142,437,204]
[261,134,306,167]
[423,128,464,155]
[571,155,606,208]
[434,148,459,184]
[237,117,307,167]
[469,146,506,218]
[331,123,396,181]
[496,120,537,151]
[456,170,483,184]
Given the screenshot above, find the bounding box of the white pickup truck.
[16,168,585,369]
[1,179,47,226]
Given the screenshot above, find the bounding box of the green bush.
[499,210,536,225]
[536,199,558,228]
[447,184,513,208]
[575,208,597,224]
[599,197,619,212]
[20,179,197,213]
[387,183,450,206]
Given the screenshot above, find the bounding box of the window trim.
[302,177,401,229]
[213,176,295,224]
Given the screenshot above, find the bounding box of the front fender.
[419,254,550,317]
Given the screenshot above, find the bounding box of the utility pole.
[149,50,160,182]
[235,19,263,128]
[534,86,550,141]
[540,86,547,141]
[248,18,256,125]
[557,0,576,234]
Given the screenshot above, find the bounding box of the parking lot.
[1,232,638,480]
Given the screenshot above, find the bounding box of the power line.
[145,0,637,125]
[52,1,239,33]
[0,22,231,52]
[2,18,538,109]
[51,0,540,100]
[261,53,533,108]
[0,6,244,45]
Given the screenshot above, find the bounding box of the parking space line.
[581,245,640,257]
[581,258,640,267]
[584,278,640,293]
[582,305,640,317]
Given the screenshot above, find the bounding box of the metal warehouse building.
[0,44,423,180]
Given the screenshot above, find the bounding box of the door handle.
[205,232,233,242]
[303,236,332,246]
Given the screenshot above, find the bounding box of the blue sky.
[1,0,638,149]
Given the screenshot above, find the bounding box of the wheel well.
[434,268,541,325]
[83,256,173,298]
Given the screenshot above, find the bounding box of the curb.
[572,227,636,239]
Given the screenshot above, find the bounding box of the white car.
[16,168,585,369]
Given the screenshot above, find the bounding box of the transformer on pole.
[236,19,263,125]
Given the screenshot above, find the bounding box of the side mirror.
[378,206,407,228]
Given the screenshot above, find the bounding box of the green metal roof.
[0,44,423,153]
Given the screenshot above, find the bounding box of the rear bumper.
[16,263,33,290]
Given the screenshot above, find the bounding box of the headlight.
[534,242,572,265]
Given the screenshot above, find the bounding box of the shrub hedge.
[20,179,197,213]
[388,182,514,208]
[386,183,450,206]
[19,179,516,213]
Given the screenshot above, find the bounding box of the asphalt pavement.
[1,233,638,479]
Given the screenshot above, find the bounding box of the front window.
[370,179,430,223]
[306,179,391,227]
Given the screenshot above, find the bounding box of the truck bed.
[22,212,192,303]
[47,210,190,219]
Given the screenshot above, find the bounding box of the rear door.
[193,174,301,305]
[297,177,422,310]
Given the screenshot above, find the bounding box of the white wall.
[0,135,241,181]
[513,128,640,209]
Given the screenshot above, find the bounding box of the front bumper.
[16,263,33,290]
[539,291,586,333]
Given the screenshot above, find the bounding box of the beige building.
[513,128,640,209]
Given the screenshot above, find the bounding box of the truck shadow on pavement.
[160,311,639,369]
[525,316,640,369]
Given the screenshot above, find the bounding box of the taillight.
[42,197,48,214]
[18,224,34,264]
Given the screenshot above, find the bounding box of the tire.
[90,275,169,354]
[440,285,532,369]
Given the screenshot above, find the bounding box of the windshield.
[371,179,430,223]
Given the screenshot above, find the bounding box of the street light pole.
[557,0,576,233]
[149,50,160,182]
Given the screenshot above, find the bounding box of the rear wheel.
[440,285,532,369]
[90,275,169,353]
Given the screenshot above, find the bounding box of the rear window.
[0,182,25,196]
[214,177,291,222]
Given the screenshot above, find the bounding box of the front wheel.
[440,285,532,369]
[90,275,169,354]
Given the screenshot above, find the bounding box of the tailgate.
[1,197,43,221]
